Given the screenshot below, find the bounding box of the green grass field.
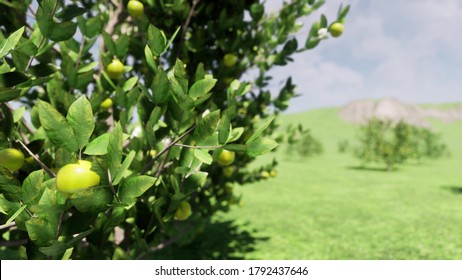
[216,106,462,259]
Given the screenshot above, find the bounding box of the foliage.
[285,123,323,158]
[0,0,348,259]
[354,118,448,171]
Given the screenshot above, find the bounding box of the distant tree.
[354,119,448,171]
[285,123,323,158]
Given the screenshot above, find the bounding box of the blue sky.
[266,0,462,112]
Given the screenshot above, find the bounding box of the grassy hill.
[215,106,462,259]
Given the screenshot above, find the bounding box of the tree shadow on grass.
[146,220,269,260]
[441,186,462,194]
[346,165,396,172]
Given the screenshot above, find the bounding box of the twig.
[141,124,197,175]
[174,143,221,149]
[16,139,56,177]
[0,222,16,230]
[54,211,65,240]
[25,0,60,72]
[0,239,28,248]
[99,0,124,75]
[177,0,201,58]
[107,169,121,203]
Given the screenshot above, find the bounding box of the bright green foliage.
[285,123,323,157]
[354,119,448,171]
[0,0,348,259]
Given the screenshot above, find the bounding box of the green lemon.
[0,148,24,172]
[56,160,100,193]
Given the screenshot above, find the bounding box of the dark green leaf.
[70,187,112,213]
[39,240,67,258]
[107,123,123,178]
[56,5,86,21]
[147,25,166,56]
[0,72,29,87]
[0,167,21,202]
[0,89,21,102]
[151,68,169,104]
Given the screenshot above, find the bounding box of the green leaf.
[0,26,25,59]
[12,106,26,123]
[26,217,56,247]
[0,72,29,88]
[70,187,112,213]
[147,25,167,56]
[84,133,110,155]
[0,167,21,202]
[102,32,116,55]
[246,137,279,157]
[107,123,123,178]
[5,204,27,225]
[56,5,86,21]
[0,89,21,102]
[38,100,78,152]
[151,68,169,104]
[189,76,217,99]
[122,76,138,92]
[246,115,275,144]
[193,110,220,144]
[77,62,98,74]
[39,240,67,258]
[50,21,77,42]
[227,127,244,143]
[66,95,95,150]
[119,176,156,207]
[22,170,45,205]
[223,143,248,153]
[144,46,158,73]
[165,26,181,53]
[183,171,208,194]
[194,149,213,165]
[218,111,230,145]
[112,150,136,186]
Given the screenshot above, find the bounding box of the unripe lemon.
[56,160,100,193]
[0,148,24,172]
[100,98,113,110]
[223,53,238,67]
[174,201,192,221]
[329,22,344,38]
[223,166,236,177]
[216,150,235,167]
[106,59,124,80]
[260,171,270,179]
[270,170,277,177]
[127,0,144,18]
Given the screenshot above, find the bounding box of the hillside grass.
[217,107,462,259]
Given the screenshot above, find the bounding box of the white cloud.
[265,0,462,111]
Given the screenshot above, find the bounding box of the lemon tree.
[0,0,349,259]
